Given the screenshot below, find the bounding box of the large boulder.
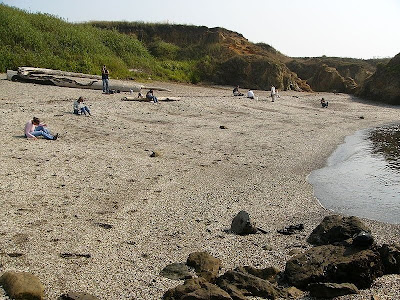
[186,252,222,282]
[378,243,400,274]
[0,271,45,300]
[230,211,257,235]
[308,282,359,298]
[163,278,232,300]
[216,269,279,299]
[284,245,384,289]
[307,215,371,246]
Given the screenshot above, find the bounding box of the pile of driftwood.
[6,67,169,92]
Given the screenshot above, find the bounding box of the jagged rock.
[352,231,374,247]
[160,263,193,280]
[378,243,400,274]
[358,52,400,105]
[216,269,279,299]
[59,292,100,300]
[307,215,371,246]
[284,244,383,289]
[163,278,232,300]
[186,252,222,282]
[0,271,45,300]
[230,211,257,235]
[308,282,359,298]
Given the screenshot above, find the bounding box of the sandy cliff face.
[358,53,400,105]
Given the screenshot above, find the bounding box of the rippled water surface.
[309,124,400,224]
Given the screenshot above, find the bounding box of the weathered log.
[18,67,102,80]
[121,96,180,102]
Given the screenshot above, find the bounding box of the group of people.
[233,85,278,101]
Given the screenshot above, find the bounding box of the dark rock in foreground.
[0,271,44,300]
[308,282,359,298]
[284,244,383,289]
[307,215,371,246]
[163,278,232,300]
[186,252,222,282]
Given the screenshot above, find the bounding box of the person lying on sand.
[24,117,58,140]
[73,96,91,116]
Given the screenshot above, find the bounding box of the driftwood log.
[7,68,171,92]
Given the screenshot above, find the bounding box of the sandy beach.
[0,76,399,299]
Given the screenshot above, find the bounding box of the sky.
[2,0,400,59]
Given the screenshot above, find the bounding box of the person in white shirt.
[247,89,255,99]
[271,86,277,102]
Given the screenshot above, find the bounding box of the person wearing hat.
[73,96,91,116]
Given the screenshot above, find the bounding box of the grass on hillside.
[0,4,198,83]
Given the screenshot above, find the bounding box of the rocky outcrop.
[308,282,359,298]
[307,215,371,246]
[358,52,400,105]
[378,243,400,274]
[163,278,232,300]
[186,252,222,282]
[284,244,384,289]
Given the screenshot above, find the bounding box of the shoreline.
[0,77,399,299]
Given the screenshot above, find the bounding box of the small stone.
[150,151,161,157]
[187,252,222,282]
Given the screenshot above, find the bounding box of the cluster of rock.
[162,214,400,299]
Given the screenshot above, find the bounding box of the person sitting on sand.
[247,89,255,99]
[233,86,244,96]
[73,96,91,116]
[137,92,143,99]
[146,90,158,103]
[24,117,58,140]
[321,98,328,108]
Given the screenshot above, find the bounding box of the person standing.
[271,85,277,102]
[101,65,109,94]
[24,117,58,140]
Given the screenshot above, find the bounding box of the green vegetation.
[0,4,197,82]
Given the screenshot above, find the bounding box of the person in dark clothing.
[101,65,109,94]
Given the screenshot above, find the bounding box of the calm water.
[308,123,400,224]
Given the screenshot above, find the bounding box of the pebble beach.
[0,75,399,299]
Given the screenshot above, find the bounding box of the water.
[308,123,400,224]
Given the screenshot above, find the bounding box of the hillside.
[90,21,311,91]
[1,4,397,101]
[0,4,196,82]
[357,53,400,105]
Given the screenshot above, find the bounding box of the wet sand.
[0,76,399,299]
